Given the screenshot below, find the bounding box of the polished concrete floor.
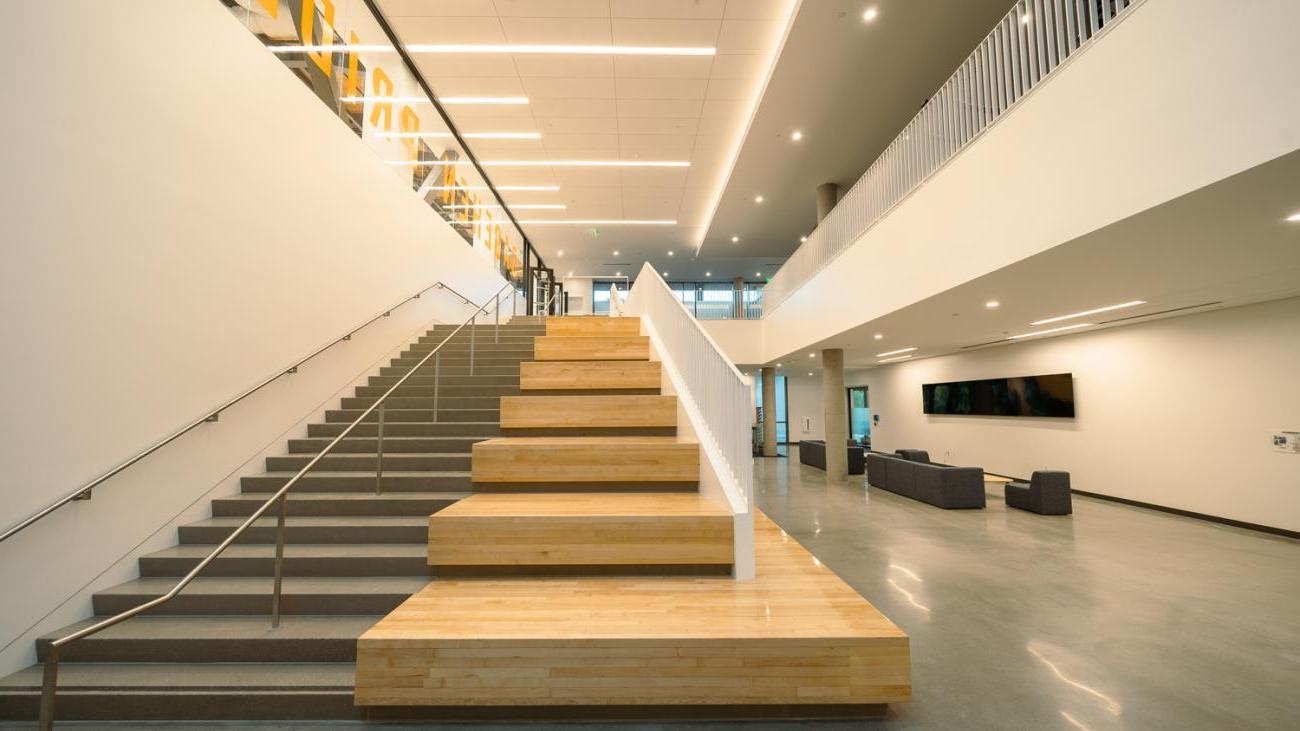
[754,449,1300,730]
[12,452,1297,730]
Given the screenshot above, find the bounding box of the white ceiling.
[376,0,798,279]
[755,149,1300,373]
[700,0,1015,260]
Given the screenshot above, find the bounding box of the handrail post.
[270,494,287,628]
[470,313,477,375]
[432,352,440,423]
[494,292,500,343]
[38,645,58,730]
[375,403,385,496]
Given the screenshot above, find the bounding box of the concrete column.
[760,367,778,457]
[732,276,744,318]
[816,182,839,224]
[821,349,847,481]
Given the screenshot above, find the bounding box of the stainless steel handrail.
[0,280,471,545]
[37,280,514,729]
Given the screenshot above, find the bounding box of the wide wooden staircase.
[354,317,910,718]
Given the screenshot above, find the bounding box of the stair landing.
[355,513,910,711]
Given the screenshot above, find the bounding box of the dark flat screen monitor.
[922,373,1075,417]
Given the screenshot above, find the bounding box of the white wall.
[700,320,765,366]
[561,276,596,315]
[762,0,1300,362]
[0,1,506,672]
[828,300,1300,533]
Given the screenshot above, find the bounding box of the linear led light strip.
[390,160,688,168]
[444,204,565,210]
[270,44,715,56]
[341,96,528,105]
[376,131,540,139]
[878,355,913,364]
[1031,300,1145,325]
[876,347,917,358]
[514,220,676,225]
[421,185,558,192]
[1006,323,1093,339]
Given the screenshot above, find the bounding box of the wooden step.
[356,512,910,710]
[544,317,642,337]
[471,437,698,484]
[533,336,649,361]
[500,395,676,430]
[427,493,732,570]
[520,360,661,392]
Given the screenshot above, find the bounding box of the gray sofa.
[865,449,986,509]
[799,440,865,474]
[1005,471,1072,515]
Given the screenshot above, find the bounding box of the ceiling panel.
[610,0,725,20]
[389,17,506,43]
[615,77,709,100]
[612,56,714,79]
[494,0,611,17]
[513,55,615,77]
[499,17,613,43]
[610,19,722,46]
[522,76,618,99]
[383,0,497,16]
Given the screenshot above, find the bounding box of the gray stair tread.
[0,662,356,690]
[144,544,427,560]
[217,491,469,502]
[185,516,428,529]
[97,576,429,597]
[38,615,380,643]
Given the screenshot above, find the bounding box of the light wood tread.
[520,360,662,391]
[366,512,905,642]
[533,336,650,361]
[501,394,676,429]
[474,436,693,447]
[545,317,641,337]
[433,492,729,519]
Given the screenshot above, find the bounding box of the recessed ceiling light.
[662,271,669,276]
[514,219,676,225]
[557,250,564,256]
[1020,14,1032,24]
[863,7,879,22]
[1286,212,1300,222]
[706,272,712,277]
[567,270,573,276]
[613,250,620,256]
[754,195,764,204]
[615,271,622,276]
[808,353,815,358]
[876,347,918,357]
[808,372,814,376]
[986,300,1000,308]
[1007,323,1093,339]
[800,235,808,242]
[873,333,883,340]
[668,251,675,256]
[1031,300,1145,325]
[791,130,803,141]
[777,362,783,367]
[878,354,912,364]
[756,271,762,276]
[731,235,740,242]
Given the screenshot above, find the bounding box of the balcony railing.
[763,0,1142,314]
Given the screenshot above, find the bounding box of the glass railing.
[225,0,528,287]
[763,0,1141,314]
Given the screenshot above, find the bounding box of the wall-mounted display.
[922,374,1075,418]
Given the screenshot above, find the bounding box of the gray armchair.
[1004,471,1072,515]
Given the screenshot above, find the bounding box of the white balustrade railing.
[763,0,1141,313]
[625,264,753,514]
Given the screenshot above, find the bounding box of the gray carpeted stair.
[0,321,536,722]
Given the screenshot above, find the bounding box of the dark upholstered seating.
[799,440,865,474]
[1005,471,1073,515]
[865,451,986,509]
[895,449,931,463]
